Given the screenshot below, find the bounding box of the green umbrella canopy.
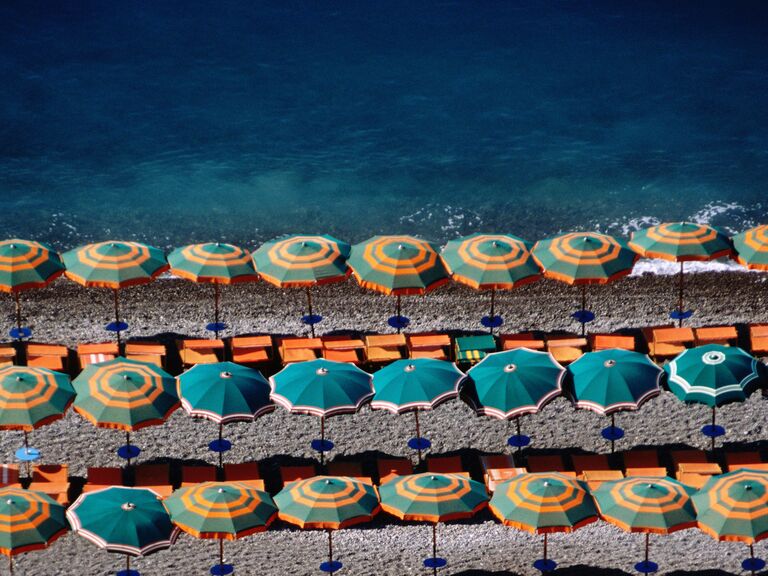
[379,473,488,523]
[269,359,374,418]
[164,482,277,539]
[348,235,449,295]
[489,473,598,533]
[463,349,564,420]
[692,469,768,544]
[568,349,663,416]
[732,224,768,271]
[441,233,541,290]
[371,359,465,414]
[274,476,380,530]
[167,243,258,284]
[252,234,351,288]
[178,362,274,425]
[62,241,168,289]
[72,357,179,431]
[665,345,765,408]
[0,239,64,293]
[67,486,178,556]
[593,477,697,534]
[532,232,638,285]
[0,366,74,431]
[629,222,733,262]
[0,488,68,557]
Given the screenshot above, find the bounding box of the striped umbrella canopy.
[593,477,696,573]
[0,488,68,566]
[168,242,258,336]
[0,239,64,339]
[490,472,598,572]
[67,486,177,574]
[165,481,278,574]
[253,234,351,337]
[629,223,733,325]
[733,224,768,271]
[62,241,168,343]
[0,366,74,431]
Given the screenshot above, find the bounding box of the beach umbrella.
[441,233,541,330]
[0,487,68,574]
[489,472,598,573]
[177,362,275,467]
[165,481,277,576]
[629,222,733,325]
[532,232,638,335]
[275,476,379,574]
[733,224,768,271]
[348,235,449,332]
[62,241,168,344]
[269,359,373,466]
[167,242,258,337]
[371,358,465,461]
[252,234,351,337]
[379,472,488,574]
[693,469,768,574]
[462,349,564,451]
[593,476,696,574]
[0,239,64,340]
[665,345,764,450]
[67,486,178,576]
[0,366,74,468]
[72,357,179,464]
[568,349,663,452]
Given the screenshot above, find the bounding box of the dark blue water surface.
[1,0,767,248]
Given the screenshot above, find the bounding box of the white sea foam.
[629,258,757,277]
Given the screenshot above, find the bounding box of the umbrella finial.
[405,364,416,373]
[746,484,753,491]
[5,499,13,505]
[15,376,22,382]
[123,375,131,381]
[504,364,517,373]
[543,481,550,487]
[121,502,136,511]
[430,475,437,480]
[398,244,404,250]
[220,371,233,379]
[9,243,14,249]
[325,479,332,485]
[603,359,616,368]
[217,488,225,493]
[316,367,329,376]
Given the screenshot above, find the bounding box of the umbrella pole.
[645,532,650,565]
[327,529,335,574]
[113,289,122,347]
[13,292,22,341]
[432,523,438,576]
[580,285,587,336]
[214,284,221,338]
[749,544,756,576]
[8,552,12,575]
[126,554,130,573]
[320,417,326,469]
[23,430,30,478]
[126,432,132,467]
[414,409,422,464]
[711,407,716,452]
[489,288,495,334]
[543,532,548,566]
[220,539,225,572]
[396,294,402,334]
[610,413,616,454]
[306,287,315,338]
[677,261,684,327]
[218,423,224,470]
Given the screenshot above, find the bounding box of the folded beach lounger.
[364,334,407,364]
[77,342,119,369]
[454,334,497,364]
[181,465,217,487]
[376,457,413,485]
[229,336,273,366]
[133,464,173,498]
[0,345,15,367]
[643,326,694,360]
[278,337,323,364]
[407,333,452,361]
[480,454,515,474]
[694,326,738,346]
[571,454,612,480]
[0,464,21,488]
[499,332,546,351]
[177,339,225,368]
[326,461,372,484]
[589,334,636,352]
[29,464,69,505]
[545,336,587,364]
[25,343,69,371]
[280,464,317,487]
[749,324,768,356]
[223,462,265,491]
[583,469,624,490]
[322,336,366,364]
[485,467,527,492]
[622,449,666,477]
[672,450,721,489]
[725,450,768,472]
[426,455,467,476]
[125,341,167,367]
[84,467,124,492]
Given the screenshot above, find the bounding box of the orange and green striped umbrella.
[0,366,74,432]
[0,239,65,339]
[0,488,68,568]
[733,225,768,271]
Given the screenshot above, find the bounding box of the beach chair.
[485,467,527,492]
[454,334,497,364]
[583,469,624,490]
[643,326,695,361]
[407,333,452,361]
[279,464,317,487]
[77,343,119,369]
[125,342,166,367]
[364,334,407,364]
[0,345,15,367]
[29,464,69,505]
[278,337,323,364]
[181,465,217,487]
[480,454,515,474]
[499,332,546,351]
[671,450,720,489]
[229,336,273,366]
[526,455,575,476]
[480,454,519,492]
[133,464,173,498]
[749,324,768,356]
[25,343,69,371]
[326,461,372,483]
[622,449,666,477]
[571,454,612,480]
[545,336,587,365]
[589,334,636,352]
[322,336,365,364]
[725,450,768,472]
[177,339,225,368]
[426,455,467,476]
[376,457,413,485]
[694,326,738,346]
[84,467,124,492]
[0,465,21,488]
[224,462,265,491]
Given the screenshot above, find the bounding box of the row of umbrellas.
[3,468,768,575]
[2,222,767,341]
[2,344,765,466]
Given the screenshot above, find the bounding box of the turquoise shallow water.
[0,1,766,249]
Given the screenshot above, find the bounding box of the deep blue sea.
[1,0,767,250]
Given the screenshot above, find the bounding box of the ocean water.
[0,0,767,251]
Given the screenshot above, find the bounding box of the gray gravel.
[2,271,768,575]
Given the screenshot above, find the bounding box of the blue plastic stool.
[408,437,431,451]
[209,439,232,453]
[571,310,595,324]
[210,564,234,575]
[742,557,766,572]
[206,322,227,333]
[533,559,557,573]
[387,315,410,330]
[15,447,40,462]
[423,558,447,569]
[601,426,625,441]
[634,560,658,574]
[507,435,531,448]
[481,315,503,329]
[106,321,129,333]
[117,445,141,460]
[9,327,31,340]
[319,560,342,573]
[701,424,725,439]
[116,570,140,576]
[302,314,323,326]
[311,439,335,453]
[669,309,693,321]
